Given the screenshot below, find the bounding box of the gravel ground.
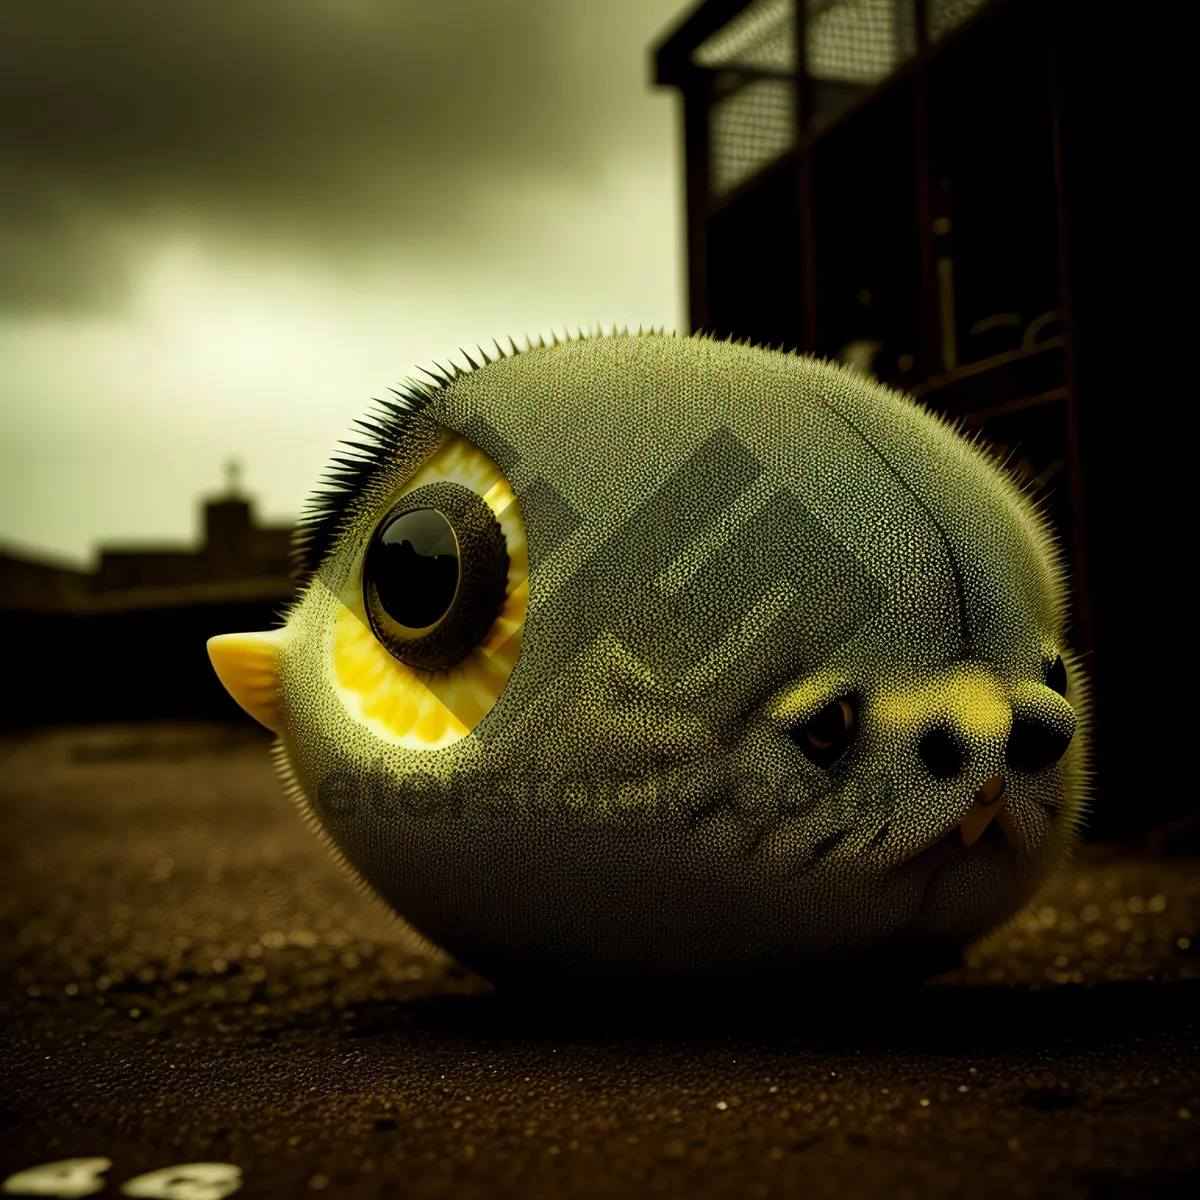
[0,722,1196,1199]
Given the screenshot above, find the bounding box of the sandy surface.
[0,721,1196,1198]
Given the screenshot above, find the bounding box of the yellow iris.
[332,431,528,750]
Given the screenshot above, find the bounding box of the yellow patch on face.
[330,430,528,750]
[764,670,852,727]
[873,667,1011,742]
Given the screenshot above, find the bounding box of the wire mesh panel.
[808,0,918,84]
[692,0,797,71]
[694,0,797,197]
[928,0,990,41]
[690,0,994,198]
[707,77,798,196]
[805,0,919,128]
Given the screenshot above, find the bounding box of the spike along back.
[209,329,1090,985]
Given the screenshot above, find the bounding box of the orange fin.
[207,628,287,735]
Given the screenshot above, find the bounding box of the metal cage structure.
[652,0,1139,830]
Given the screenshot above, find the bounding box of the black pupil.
[808,699,850,743]
[374,508,459,629]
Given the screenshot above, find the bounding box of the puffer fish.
[208,328,1090,986]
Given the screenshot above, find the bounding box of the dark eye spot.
[364,481,509,672]
[792,696,857,769]
[1045,654,1068,697]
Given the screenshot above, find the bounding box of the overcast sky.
[0,0,691,567]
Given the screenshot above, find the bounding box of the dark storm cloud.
[0,0,682,313]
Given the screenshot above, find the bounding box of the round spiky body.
[259,330,1090,983]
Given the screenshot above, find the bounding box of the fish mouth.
[902,774,1016,870]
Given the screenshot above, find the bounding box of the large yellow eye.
[331,431,529,750]
[364,482,509,672]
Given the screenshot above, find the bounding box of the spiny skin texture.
[270,330,1091,984]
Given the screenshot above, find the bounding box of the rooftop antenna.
[223,457,244,499]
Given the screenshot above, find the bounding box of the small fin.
[207,628,287,735]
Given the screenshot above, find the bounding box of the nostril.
[1007,715,1074,773]
[918,726,966,779]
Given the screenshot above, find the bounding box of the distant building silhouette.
[0,463,299,729]
[0,460,295,614]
